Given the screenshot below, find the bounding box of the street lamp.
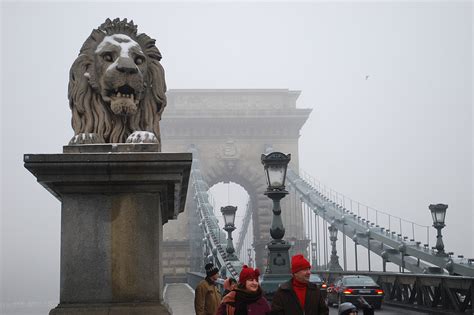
[260,151,292,299]
[221,205,238,261]
[311,242,317,269]
[429,203,448,256]
[247,248,253,267]
[328,224,343,271]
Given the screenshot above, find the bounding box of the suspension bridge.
[158,89,473,314]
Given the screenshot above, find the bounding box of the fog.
[1,0,472,307]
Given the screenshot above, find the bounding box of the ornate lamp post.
[328,224,343,271]
[260,152,292,300]
[311,242,317,269]
[247,248,253,267]
[429,203,448,256]
[221,205,238,261]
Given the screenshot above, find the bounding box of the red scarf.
[292,278,307,309]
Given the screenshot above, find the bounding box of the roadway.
[164,283,429,315]
[328,304,426,314]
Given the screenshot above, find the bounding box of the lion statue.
[68,18,166,148]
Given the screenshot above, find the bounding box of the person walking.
[338,298,375,315]
[270,254,329,315]
[194,263,222,315]
[338,302,358,315]
[216,265,271,315]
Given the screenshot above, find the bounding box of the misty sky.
[1,0,472,304]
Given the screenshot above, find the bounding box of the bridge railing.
[189,147,243,279]
[187,271,225,293]
[288,168,474,277]
[235,200,255,265]
[299,168,430,246]
[315,270,474,313]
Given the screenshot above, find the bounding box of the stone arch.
[197,144,272,271]
[161,89,311,279]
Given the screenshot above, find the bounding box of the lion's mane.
[68,18,166,144]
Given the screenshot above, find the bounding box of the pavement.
[164,283,196,315]
[328,304,428,314]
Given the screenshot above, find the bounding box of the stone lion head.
[68,18,166,147]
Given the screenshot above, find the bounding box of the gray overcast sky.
[1,0,472,304]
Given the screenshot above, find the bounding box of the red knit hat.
[239,265,260,285]
[291,254,311,274]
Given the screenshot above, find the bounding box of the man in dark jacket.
[271,254,329,315]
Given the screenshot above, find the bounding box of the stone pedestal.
[24,144,192,315]
[260,240,291,301]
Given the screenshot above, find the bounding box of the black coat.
[270,280,329,315]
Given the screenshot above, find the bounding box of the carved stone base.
[266,240,291,274]
[49,302,171,315]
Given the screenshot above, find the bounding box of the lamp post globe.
[328,224,338,240]
[261,152,291,191]
[429,204,448,256]
[429,203,447,226]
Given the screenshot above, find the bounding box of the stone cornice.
[165,89,305,112]
[24,150,192,224]
[161,89,311,140]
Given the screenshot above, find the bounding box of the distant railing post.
[354,241,359,271]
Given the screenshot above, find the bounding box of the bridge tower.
[161,89,311,281]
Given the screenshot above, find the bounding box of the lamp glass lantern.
[429,204,447,226]
[261,152,291,190]
[221,206,237,227]
[329,225,338,239]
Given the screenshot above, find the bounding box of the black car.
[327,275,384,309]
[309,273,327,299]
[309,274,327,287]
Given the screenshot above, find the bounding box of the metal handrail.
[288,168,474,277]
[299,168,430,245]
[235,200,252,257]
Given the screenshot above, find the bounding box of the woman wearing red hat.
[216,265,271,315]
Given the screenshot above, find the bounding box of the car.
[327,275,384,309]
[309,273,327,298]
[309,274,327,288]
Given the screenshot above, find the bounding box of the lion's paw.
[126,131,158,144]
[69,133,105,145]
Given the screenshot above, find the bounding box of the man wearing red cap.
[271,254,328,314]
